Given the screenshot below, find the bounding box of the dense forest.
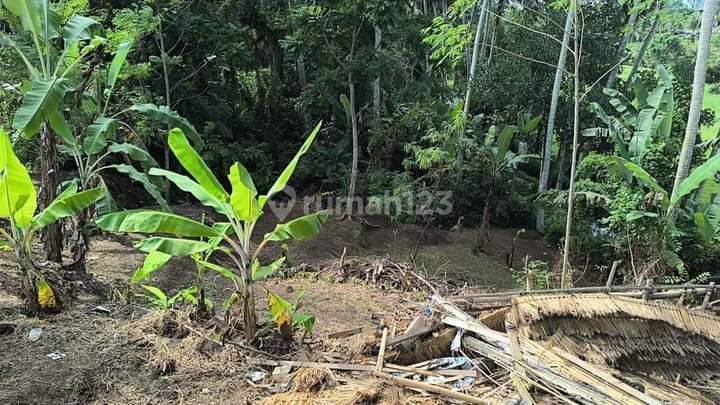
[3,0,720,403]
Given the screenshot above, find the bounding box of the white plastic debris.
[93,305,111,315]
[28,328,42,342]
[246,370,268,383]
[451,328,464,352]
[47,351,65,360]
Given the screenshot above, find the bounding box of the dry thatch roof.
[513,294,720,380]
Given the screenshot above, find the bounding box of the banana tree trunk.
[68,208,91,273]
[606,12,638,90]
[627,12,661,86]
[670,0,719,209]
[40,124,62,263]
[536,12,573,233]
[17,247,63,314]
[242,285,257,343]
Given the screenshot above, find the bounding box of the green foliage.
[0,128,101,309]
[267,288,315,340]
[512,260,552,290]
[589,66,675,164]
[97,124,326,339]
[137,285,200,310]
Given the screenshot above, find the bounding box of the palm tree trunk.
[555,144,567,189]
[40,124,62,263]
[627,12,661,86]
[606,12,638,90]
[461,0,490,162]
[561,3,580,289]
[297,51,310,129]
[156,0,172,203]
[297,52,307,88]
[373,26,382,123]
[536,12,573,233]
[348,75,359,200]
[669,0,719,208]
[480,0,492,60]
[476,197,492,252]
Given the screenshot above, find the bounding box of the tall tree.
[373,25,382,123]
[461,0,489,161]
[536,12,573,233]
[627,8,661,85]
[606,11,638,90]
[561,0,581,288]
[346,23,362,201]
[669,0,719,208]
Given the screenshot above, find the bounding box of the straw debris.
[514,294,720,380]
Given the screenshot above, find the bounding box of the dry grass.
[290,368,337,392]
[515,294,720,380]
[515,294,720,343]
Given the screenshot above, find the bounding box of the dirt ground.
[0,208,556,404]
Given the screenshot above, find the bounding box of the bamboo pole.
[376,328,388,372]
[451,283,717,300]
[642,279,653,301]
[701,282,716,310]
[508,299,534,403]
[606,260,621,287]
[374,372,489,404]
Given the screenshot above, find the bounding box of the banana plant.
[136,285,200,310]
[97,123,327,343]
[0,129,102,313]
[1,0,109,261]
[1,1,201,264]
[474,125,538,252]
[604,153,720,270]
[128,221,230,316]
[589,65,674,165]
[267,288,315,341]
[53,39,175,270]
[56,39,167,206]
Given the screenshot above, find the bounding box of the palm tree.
[461,0,490,162]
[606,11,638,90]
[536,12,573,233]
[669,0,719,211]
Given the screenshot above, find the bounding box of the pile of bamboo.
[251,289,720,403]
[430,295,714,404]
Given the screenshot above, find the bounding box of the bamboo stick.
[249,359,475,378]
[508,299,534,403]
[642,279,653,301]
[701,282,716,310]
[453,284,714,303]
[374,372,489,404]
[451,283,716,300]
[606,260,621,287]
[376,328,388,372]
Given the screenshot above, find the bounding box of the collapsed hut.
[510,294,720,380]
